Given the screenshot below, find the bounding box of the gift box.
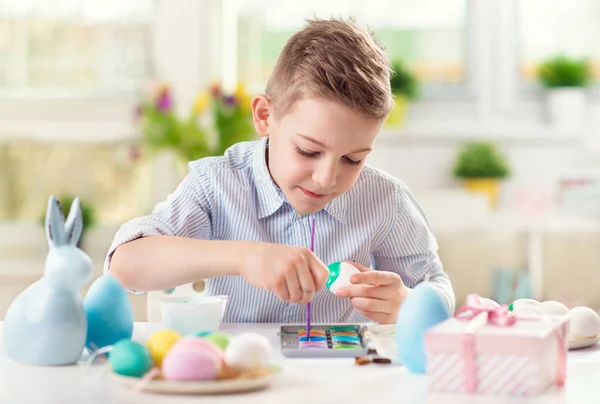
[424,294,568,396]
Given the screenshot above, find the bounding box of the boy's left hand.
[335,261,409,324]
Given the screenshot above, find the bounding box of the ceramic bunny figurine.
[3,195,93,366]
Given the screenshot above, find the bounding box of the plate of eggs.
[509,299,600,350]
[98,329,281,394]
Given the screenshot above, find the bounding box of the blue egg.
[396,283,450,374]
[83,274,134,350]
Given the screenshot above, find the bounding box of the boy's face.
[252,96,383,214]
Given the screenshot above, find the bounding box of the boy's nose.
[312,163,337,189]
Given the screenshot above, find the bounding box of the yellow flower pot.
[385,94,410,127]
[464,178,501,208]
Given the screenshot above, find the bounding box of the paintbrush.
[306,216,316,341]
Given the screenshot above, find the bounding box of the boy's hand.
[239,242,329,304]
[335,261,409,324]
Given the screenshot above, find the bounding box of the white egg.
[224,332,273,371]
[539,301,569,316]
[511,298,540,312]
[479,298,500,309]
[513,304,544,317]
[567,307,600,340]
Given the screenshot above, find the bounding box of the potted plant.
[386,61,419,127]
[137,82,255,164]
[537,56,592,130]
[452,141,510,208]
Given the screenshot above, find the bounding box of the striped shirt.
[104,138,454,323]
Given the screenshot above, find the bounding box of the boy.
[106,18,454,324]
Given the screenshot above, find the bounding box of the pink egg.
[161,338,223,381]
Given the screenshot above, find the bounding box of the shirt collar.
[252,137,348,224]
[253,137,285,219]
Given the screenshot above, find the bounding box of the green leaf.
[537,56,591,88]
[452,141,510,179]
[390,61,419,100]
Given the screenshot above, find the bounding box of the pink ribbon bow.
[455,294,516,326]
[453,294,567,394]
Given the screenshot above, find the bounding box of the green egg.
[108,340,153,377]
[189,330,212,338]
[204,333,230,350]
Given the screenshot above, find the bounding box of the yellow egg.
[146,329,181,367]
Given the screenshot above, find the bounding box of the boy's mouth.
[299,187,327,199]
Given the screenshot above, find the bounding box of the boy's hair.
[265,18,394,121]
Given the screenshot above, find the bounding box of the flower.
[223,95,237,107]
[156,91,172,112]
[193,93,210,115]
[235,83,252,112]
[210,83,222,98]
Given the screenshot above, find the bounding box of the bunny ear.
[64,197,83,246]
[45,195,66,248]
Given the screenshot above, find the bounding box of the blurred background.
[2,0,600,320]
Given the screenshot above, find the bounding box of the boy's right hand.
[239,242,329,304]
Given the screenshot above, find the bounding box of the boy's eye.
[344,157,362,166]
[296,147,320,158]
[296,146,362,166]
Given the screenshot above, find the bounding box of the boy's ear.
[251,94,272,137]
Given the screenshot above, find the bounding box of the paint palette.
[279,325,369,358]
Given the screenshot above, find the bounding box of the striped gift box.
[424,315,568,396]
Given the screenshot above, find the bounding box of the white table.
[1,322,600,404]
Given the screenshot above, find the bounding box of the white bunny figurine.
[3,195,94,366]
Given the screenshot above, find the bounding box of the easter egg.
[568,307,600,340]
[479,298,500,308]
[539,300,569,316]
[189,330,212,338]
[509,298,539,312]
[224,333,272,371]
[108,340,153,377]
[204,332,230,350]
[162,338,223,381]
[326,262,359,294]
[395,283,450,374]
[183,337,227,366]
[513,304,544,317]
[146,329,181,367]
[84,274,134,350]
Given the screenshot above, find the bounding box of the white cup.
[159,295,228,335]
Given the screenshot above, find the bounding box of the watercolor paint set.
[279,324,369,358]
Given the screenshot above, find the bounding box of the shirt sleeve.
[103,161,214,277]
[371,183,455,314]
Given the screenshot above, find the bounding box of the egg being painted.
[162,338,223,381]
[326,262,360,294]
[395,283,450,374]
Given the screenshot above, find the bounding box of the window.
[0,0,159,225]
[236,0,468,100]
[0,0,156,97]
[517,0,600,95]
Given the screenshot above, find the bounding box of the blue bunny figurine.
[3,195,94,366]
